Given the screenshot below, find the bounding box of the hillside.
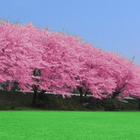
[0,90,139,111]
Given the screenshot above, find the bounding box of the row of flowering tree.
[0,19,140,106]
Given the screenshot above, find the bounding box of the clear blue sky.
[0,0,140,65]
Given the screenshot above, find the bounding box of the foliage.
[0,19,140,100]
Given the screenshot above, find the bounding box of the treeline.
[0,20,140,103]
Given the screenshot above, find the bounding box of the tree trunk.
[31,85,38,107]
[85,90,90,96]
[112,92,120,99]
[78,87,83,103]
[38,90,46,100]
[37,90,46,108]
[85,92,88,96]
[112,83,127,99]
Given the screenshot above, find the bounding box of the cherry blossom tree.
[0,20,84,106]
[103,51,140,100]
[74,46,117,100]
[0,19,140,107]
[74,44,140,101]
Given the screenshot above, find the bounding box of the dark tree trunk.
[31,85,38,107]
[112,83,127,99]
[85,92,88,96]
[85,90,90,96]
[78,87,83,103]
[38,90,46,108]
[38,90,46,100]
[112,92,120,99]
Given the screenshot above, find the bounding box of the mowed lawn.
[0,111,140,140]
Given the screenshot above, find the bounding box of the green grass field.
[0,111,140,140]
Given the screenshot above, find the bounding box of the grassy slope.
[0,111,140,140]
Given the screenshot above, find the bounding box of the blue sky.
[0,0,140,65]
